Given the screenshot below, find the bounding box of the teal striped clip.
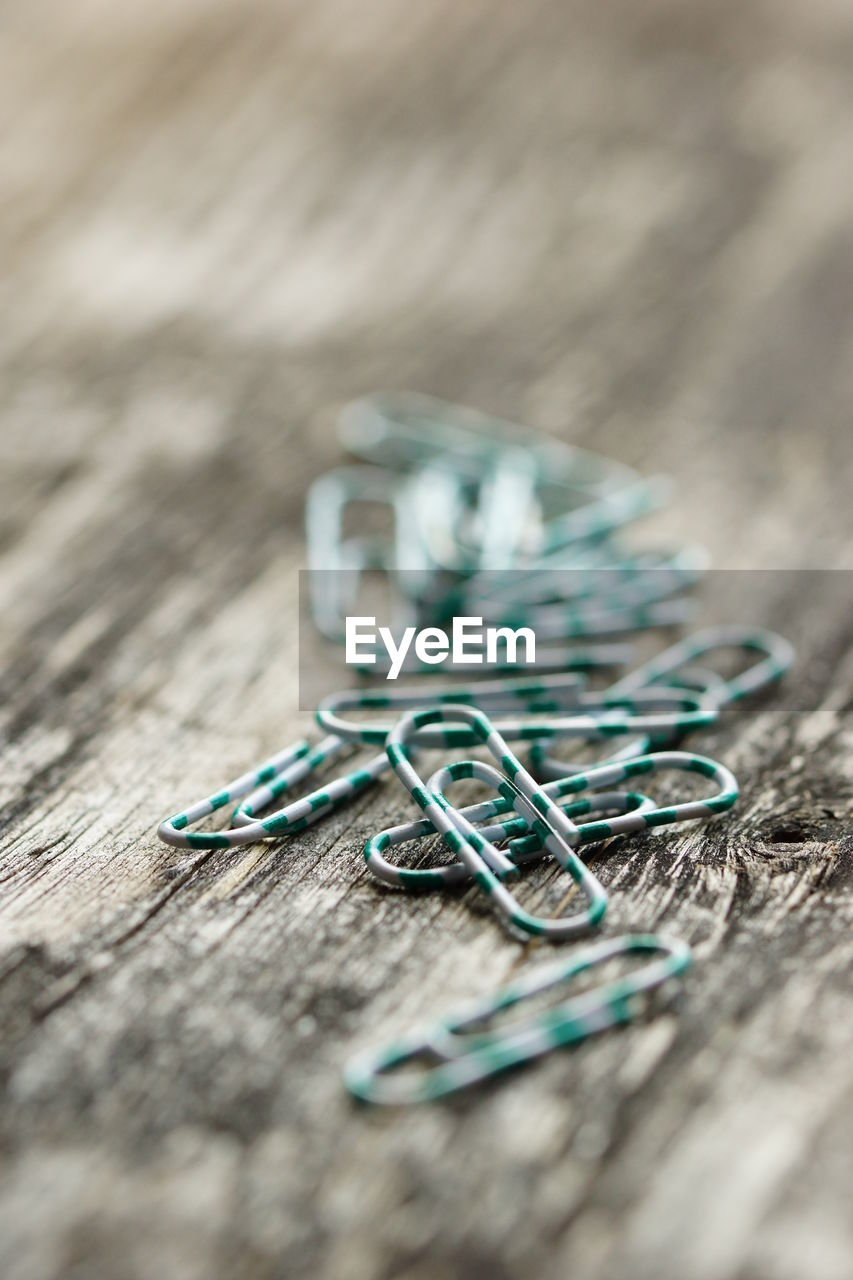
[158,734,390,850]
[384,704,607,939]
[344,933,691,1104]
[364,749,737,890]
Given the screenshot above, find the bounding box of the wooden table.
[1,3,852,1277]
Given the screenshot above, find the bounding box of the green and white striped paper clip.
[384,704,607,939]
[364,749,737,890]
[364,788,655,891]
[344,933,691,1104]
[531,626,794,780]
[157,735,391,851]
[317,676,717,749]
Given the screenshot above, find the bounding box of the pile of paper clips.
[157,393,794,1105]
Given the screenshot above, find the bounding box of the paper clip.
[364,788,655,889]
[607,625,795,705]
[158,736,390,850]
[385,704,607,938]
[364,750,737,890]
[338,392,638,493]
[432,748,737,845]
[344,933,691,1104]
[531,626,793,780]
[317,675,716,749]
[305,465,432,641]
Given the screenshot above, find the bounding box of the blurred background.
[2,0,852,601]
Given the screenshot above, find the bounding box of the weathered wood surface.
[1,2,853,1278]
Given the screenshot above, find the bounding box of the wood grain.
[1,2,852,1278]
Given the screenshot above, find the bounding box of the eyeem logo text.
[345,616,536,680]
